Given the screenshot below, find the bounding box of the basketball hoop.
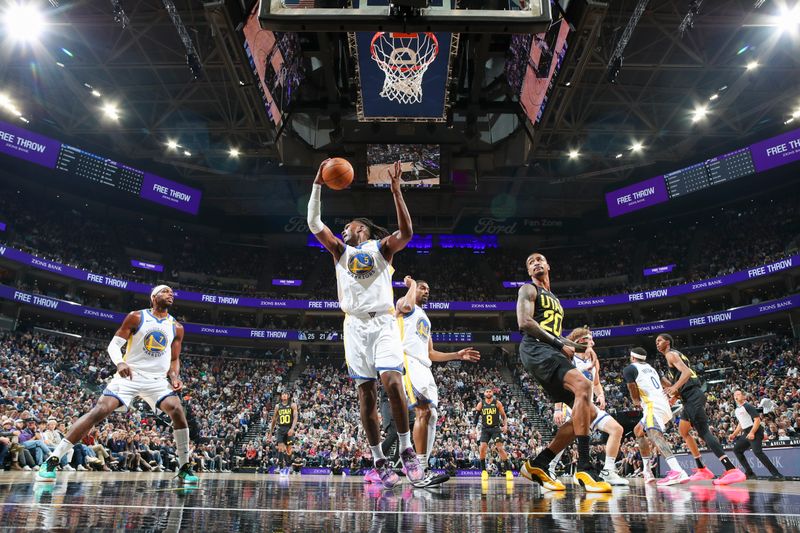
[370,32,439,105]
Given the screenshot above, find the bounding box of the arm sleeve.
[306,184,324,234]
[107,336,127,365]
[622,365,638,384]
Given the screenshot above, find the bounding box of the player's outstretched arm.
[428,337,480,363]
[168,323,184,390]
[381,161,413,259]
[308,159,345,260]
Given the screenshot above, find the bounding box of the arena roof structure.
[1,0,798,220]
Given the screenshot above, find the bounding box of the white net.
[370,32,439,105]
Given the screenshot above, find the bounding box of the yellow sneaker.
[520,461,566,491]
[481,470,489,481]
[577,492,613,513]
[574,469,612,493]
[505,470,514,481]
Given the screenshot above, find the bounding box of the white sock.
[417,453,428,469]
[666,456,683,473]
[174,428,190,467]
[642,455,652,473]
[370,444,385,466]
[603,454,617,473]
[51,438,74,460]
[398,431,412,451]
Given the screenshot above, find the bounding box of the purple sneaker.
[400,448,424,484]
[364,468,382,484]
[376,459,400,489]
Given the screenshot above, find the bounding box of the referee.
[728,390,785,481]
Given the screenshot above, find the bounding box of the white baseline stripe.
[2,503,800,517]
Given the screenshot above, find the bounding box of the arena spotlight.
[2,2,46,43]
[166,139,179,150]
[101,102,120,120]
[568,149,580,159]
[183,150,191,157]
[776,4,800,35]
[746,60,759,70]
[228,147,240,158]
[691,105,708,123]
[631,141,644,152]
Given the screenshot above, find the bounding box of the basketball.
[321,158,354,190]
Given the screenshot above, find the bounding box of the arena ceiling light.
[183,150,191,157]
[691,105,708,123]
[568,149,580,159]
[0,93,22,117]
[101,102,120,121]
[746,60,760,70]
[2,2,47,43]
[228,147,240,158]
[775,3,800,35]
[166,139,179,150]
[631,141,644,152]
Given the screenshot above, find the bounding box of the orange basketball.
[321,158,354,190]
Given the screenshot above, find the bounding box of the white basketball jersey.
[336,240,394,316]
[572,354,595,382]
[123,309,176,378]
[631,362,671,412]
[400,305,432,368]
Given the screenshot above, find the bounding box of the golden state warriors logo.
[347,252,375,280]
[416,318,431,341]
[143,329,169,357]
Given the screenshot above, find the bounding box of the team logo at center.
[416,318,431,341]
[348,252,375,279]
[143,329,169,357]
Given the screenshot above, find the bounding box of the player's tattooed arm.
[516,284,585,355]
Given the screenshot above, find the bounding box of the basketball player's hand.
[596,394,606,411]
[728,434,736,443]
[459,348,481,362]
[169,373,183,391]
[553,411,565,426]
[116,362,132,379]
[389,160,403,193]
[747,432,756,441]
[502,425,508,434]
[288,429,295,437]
[560,345,575,358]
[404,275,416,288]
[314,158,332,185]
[664,386,677,398]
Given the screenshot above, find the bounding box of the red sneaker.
[688,467,715,481]
[712,468,746,486]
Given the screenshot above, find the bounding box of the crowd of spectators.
[1,181,796,307]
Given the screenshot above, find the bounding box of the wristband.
[549,336,566,351]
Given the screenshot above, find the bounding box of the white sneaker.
[601,469,630,486]
[22,465,32,471]
[643,469,656,484]
[63,465,75,471]
[77,465,88,471]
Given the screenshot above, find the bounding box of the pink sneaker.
[688,467,715,481]
[712,468,746,486]
[376,460,400,489]
[657,470,690,486]
[364,468,382,484]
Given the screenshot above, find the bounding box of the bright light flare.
[2,2,47,43]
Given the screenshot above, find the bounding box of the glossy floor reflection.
[2,472,800,532]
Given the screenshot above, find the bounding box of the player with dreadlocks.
[307,159,428,488]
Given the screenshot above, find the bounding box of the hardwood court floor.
[2,472,800,531]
